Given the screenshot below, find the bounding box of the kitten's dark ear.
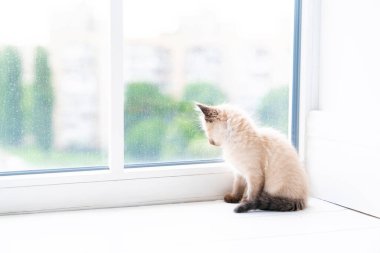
[195,103,212,116]
[195,102,219,122]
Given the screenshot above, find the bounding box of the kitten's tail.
[234,192,306,213]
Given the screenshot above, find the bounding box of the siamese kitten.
[196,103,308,213]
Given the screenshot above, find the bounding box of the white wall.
[305,0,380,217]
[318,0,380,115]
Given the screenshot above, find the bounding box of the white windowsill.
[1,198,379,253]
[0,163,233,214]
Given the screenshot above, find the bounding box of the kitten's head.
[195,103,228,147]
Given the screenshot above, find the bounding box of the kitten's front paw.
[224,194,241,203]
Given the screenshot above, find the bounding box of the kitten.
[196,103,308,213]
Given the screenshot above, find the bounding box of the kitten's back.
[259,127,308,201]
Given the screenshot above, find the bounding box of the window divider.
[291,0,302,151]
[109,0,125,175]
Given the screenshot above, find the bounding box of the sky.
[0,0,293,46]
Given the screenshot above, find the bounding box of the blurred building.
[49,2,108,151]
[124,15,290,111]
[47,8,290,151]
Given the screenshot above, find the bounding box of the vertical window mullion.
[109,0,124,174]
[291,0,302,151]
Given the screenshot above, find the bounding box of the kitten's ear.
[195,102,221,122]
[195,102,212,116]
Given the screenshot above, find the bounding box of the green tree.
[123,82,227,162]
[162,83,227,160]
[183,83,227,105]
[161,113,203,159]
[126,118,166,161]
[21,84,33,136]
[32,47,54,150]
[124,82,177,161]
[0,47,23,145]
[124,82,177,128]
[257,86,289,134]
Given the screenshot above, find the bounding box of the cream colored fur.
[197,103,308,206]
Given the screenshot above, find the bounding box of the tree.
[123,82,227,161]
[126,118,166,161]
[124,82,177,161]
[182,83,227,105]
[161,113,203,159]
[124,82,177,129]
[32,47,54,150]
[21,84,33,136]
[161,83,227,160]
[257,86,289,134]
[0,47,23,146]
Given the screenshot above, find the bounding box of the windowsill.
[1,198,379,252]
[0,162,233,214]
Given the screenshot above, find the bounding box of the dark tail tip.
[257,192,306,211]
[232,193,306,213]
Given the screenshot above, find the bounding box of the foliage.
[32,47,54,150]
[124,83,177,161]
[21,84,33,136]
[126,118,166,162]
[183,83,227,105]
[124,82,177,129]
[0,47,23,145]
[161,114,203,159]
[257,86,289,134]
[186,136,220,159]
[124,82,224,162]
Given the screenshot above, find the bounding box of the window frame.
[0,0,303,214]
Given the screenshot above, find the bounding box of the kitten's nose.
[209,139,216,145]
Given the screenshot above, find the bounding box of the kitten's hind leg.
[234,173,264,212]
[224,174,246,203]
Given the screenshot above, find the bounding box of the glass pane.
[0,0,109,173]
[123,0,293,164]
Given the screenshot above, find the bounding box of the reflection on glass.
[123,0,293,164]
[0,0,109,172]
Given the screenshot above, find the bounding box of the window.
[0,0,301,214]
[123,0,295,165]
[0,0,109,173]
[0,0,296,174]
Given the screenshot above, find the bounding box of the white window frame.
[0,0,233,214]
[298,0,321,163]
[0,0,303,215]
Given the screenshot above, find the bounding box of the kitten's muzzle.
[209,139,216,146]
